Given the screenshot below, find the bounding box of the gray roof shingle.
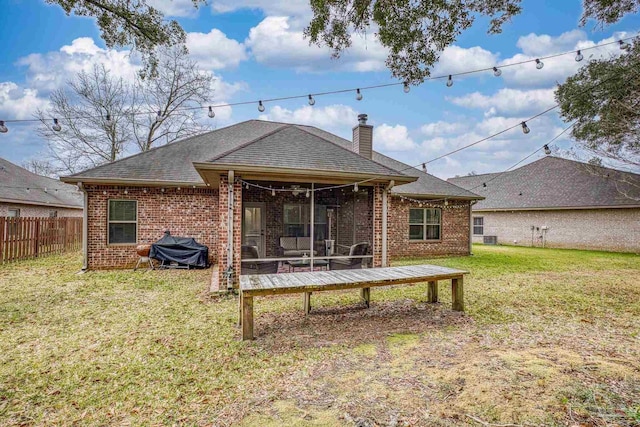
[64,119,481,199]
[448,156,640,210]
[0,157,83,208]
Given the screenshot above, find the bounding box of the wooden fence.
[0,217,83,264]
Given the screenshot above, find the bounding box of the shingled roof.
[0,157,83,209]
[63,119,481,199]
[448,156,640,210]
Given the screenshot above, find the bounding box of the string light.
[208,106,215,118]
[535,59,544,69]
[0,120,7,133]
[422,163,427,173]
[52,118,61,132]
[308,95,315,106]
[271,188,275,196]
[258,101,265,112]
[544,144,551,155]
[156,110,164,123]
[403,82,410,93]
[353,183,358,192]
[493,67,502,77]
[521,121,530,134]
[1,35,637,128]
[356,89,363,101]
[446,75,453,87]
[306,189,310,198]
[575,50,584,62]
[105,113,112,126]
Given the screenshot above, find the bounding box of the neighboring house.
[448,156,640,253]
[0,157,83,218]
[61,116,482,287]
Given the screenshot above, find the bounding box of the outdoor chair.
[329,242,370,270]
[240,245,279,275]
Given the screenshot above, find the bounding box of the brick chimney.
[352,113,373,159]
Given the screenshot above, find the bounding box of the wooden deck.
[239,264,468,340]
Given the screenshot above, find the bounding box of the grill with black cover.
[150,230,209,268]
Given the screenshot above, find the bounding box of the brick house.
[1,157,83,218]
[62,116,482,287]
[449,156,640,252]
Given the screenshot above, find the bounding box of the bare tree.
[130,46,212,152]
[22,159,64,178]
[36,64,132,174]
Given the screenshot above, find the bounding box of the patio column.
[218,173,242,290]
[372,184,384,268]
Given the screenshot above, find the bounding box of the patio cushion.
[296,237,312,251]
[280,237,298,251]
[283,249,318,257]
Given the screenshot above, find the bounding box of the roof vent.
[358,114,368,125]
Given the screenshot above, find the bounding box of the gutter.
[472,204,640,212]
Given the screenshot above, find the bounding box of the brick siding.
[217,176,242,288]
[85,185,218,269]
[387,197,471,258]
[472,208,640,252]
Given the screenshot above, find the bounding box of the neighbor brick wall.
[387,198,471,258]
[472,208,640,252]
[0,202,82,218]
[85,185,218,269]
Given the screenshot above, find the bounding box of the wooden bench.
[239,264,468,340]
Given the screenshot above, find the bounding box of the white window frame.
[107,199,138,245]
[473,216,484,236]
[409,208,442,241]
[7,208,20,218]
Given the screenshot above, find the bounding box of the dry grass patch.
[1,246,639,426]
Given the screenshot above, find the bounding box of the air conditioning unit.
[483,236,498,245]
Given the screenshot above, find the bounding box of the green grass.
[1,245,639,426]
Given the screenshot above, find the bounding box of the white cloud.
[186,29,247,70]
[246,17,387,73]
[432,45,498,77]
[516,29,587,56]
[448,88,556,117]
[147,0,198,17]
[258,104,358,131]
[421,121,469,137]
[0,82,49,120]
[17,38,140,93]
[210,0,311,19]
[373,124,416,151]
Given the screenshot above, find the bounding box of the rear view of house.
[62,116,482,287]
[449,156,640,252]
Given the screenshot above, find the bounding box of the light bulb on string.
[535,59,544,69]
[208,106,215,118]
[52,118,62,132]
[308,95,315,106]
[156,110,164,123]
[353,183,359,192]
[306,189,310,198]
[403,82,410,93]
[575,50,584,62]
[356,89,363,101]
[619,40,629,50]
[521,121,530,134]
[544,144,551,155]
[493,67,502,77]
[422,163,427,173]
[271,188,275,196]
[258,101,265,112]
[0,120,7,133]
[105,113,112,126]
[446,75,453,87]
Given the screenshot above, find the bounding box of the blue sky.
[0,0,638,178]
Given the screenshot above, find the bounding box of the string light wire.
[0,35,637,125]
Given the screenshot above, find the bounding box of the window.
[473,217,484,235]
[49,210,58,218]
[108,200,137,244]
[409,208,441,241]
[283,204,327,240]
[7,208,20,218]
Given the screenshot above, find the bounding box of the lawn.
[1,245,639,426]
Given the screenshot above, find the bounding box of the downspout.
[469,200,477,255]
[310,182,314,272]
[78,182,88,271]
[226,170,234,291]
[382,180,394,267]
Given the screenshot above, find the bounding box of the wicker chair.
[240,245,279,275]
[329,242,370,270]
